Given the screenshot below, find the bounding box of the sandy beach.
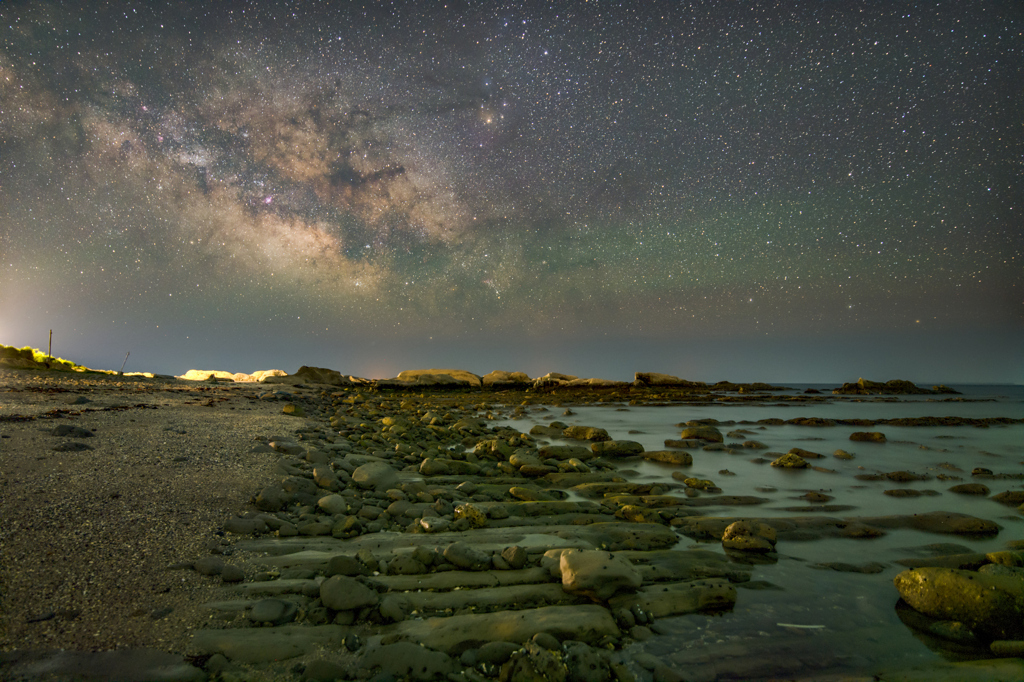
[1,367,1022,682]
[0,370,304,656]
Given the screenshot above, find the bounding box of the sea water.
[496,385,1024,680]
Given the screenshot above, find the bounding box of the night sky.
[2,1,1021,383]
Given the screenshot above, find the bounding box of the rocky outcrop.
[377,369,482,389]
[833,378,961,395]
[481,370,532,388]
[633,373,707,388]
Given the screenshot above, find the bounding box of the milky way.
[1,1,1021,381]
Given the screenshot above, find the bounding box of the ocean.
[495,384,1024,680]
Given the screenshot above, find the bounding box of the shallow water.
[495,385,1024,680]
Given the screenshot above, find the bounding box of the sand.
[0,369,303,655]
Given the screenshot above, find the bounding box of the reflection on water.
[496,385,1024,680]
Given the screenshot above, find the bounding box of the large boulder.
[894,567,1024,641]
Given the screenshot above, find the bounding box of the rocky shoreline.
[1,367,1022,681]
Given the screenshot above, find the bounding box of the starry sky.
[1,1,1021,383]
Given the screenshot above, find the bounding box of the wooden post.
[119,351,130,375]
[48,329,52,361]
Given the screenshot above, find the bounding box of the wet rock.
[351,461,398,491]
[191,624,347,663]
[476,641,522,665]
[770,453,809,468]
[559,549,642,601]
[811,561,886,574]
[444,542,492,571]
[500,642,567,682]
[590,440,644,457]
[850,431,887,442]
[194,556,225,576]
[539,445,595,461]
[833,449,855,460]
[220,565,245,583]
[721,520,777,553]
[641,450,692,465]
[894,567,1024,640]
[609,579,737,616]
[387,553,428,575]
[678,426,723,443]
[454,503,489,528]
[312,467,340,491]
[384,604,618,654]
[317,494,349,515]
[502,545,529,570]
[303,659,349,682]
[787,447,824,459]
[949,483,990,495]
[249,598,298,626]
[993,490,1024,507]
[320,575,378,611]
[223,517,268,535]
[362,641,454,681]
[563,426,611,442]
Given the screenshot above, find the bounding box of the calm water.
[495,385,1024,681]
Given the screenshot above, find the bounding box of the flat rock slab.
[367,567,552,592]
[608,578,737,616]
[382,604,618,654]
[239,522,678,558]
[0,648,205,682]
[190,624,351,663]
[385,582,577,613]
[229,578,319,596]
[616,549,752,583]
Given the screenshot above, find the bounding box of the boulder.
[559,549,642,601]
[679,426,723,443]
[319,575,378,611]
[721,520,777,553]
[352,461,398,491]
[538,445,595,461]
[641,450,693,465]
[590,440,644,457]
[850,431,887,443]
[770,453,809,468]
[443,542,492,571]
[562,426,611,442]
[894,567,1024,640]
